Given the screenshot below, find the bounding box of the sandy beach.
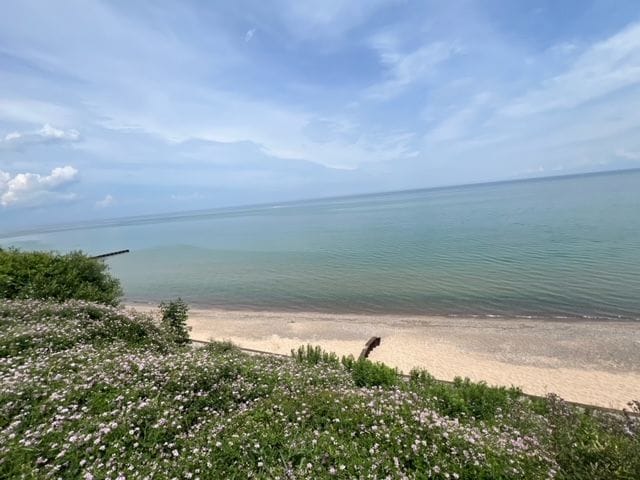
[131,305,640,409]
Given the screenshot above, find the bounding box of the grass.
[1,299,639,479]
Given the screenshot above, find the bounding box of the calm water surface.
[2,171,639,320]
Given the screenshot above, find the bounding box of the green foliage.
[205,340,239,354]
[0,248,122,306]
[544,394,640,479]
[1,300,639,479]
[291,347,399,387]
[0,300,171,358]
[159,298,191,344]
[291,344,340,366]
[342,355,400,387]
[409,368,523,421]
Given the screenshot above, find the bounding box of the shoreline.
[130,304,640,409]
[126,300,640,323]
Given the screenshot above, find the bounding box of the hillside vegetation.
[0,248,122,306]
[1,300,639,479]
[0,251,638,478]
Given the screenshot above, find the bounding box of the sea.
[2,170,639,321]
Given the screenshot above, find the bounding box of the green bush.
[292,346,399,387]
[545,394,640,479]
[409,368,522,421]
[206,340,239,354]
[159,298,191,344]
[0,248,122,306]
[291,344,340,367]
[342,355,400,387]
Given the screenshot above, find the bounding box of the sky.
[1,0,640,229]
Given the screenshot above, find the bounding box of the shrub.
[292,346,399,387]
[291,344,340,367]
[342,355,400,387]
[159,298,191,344]
[0,248,122,306]
[544,394,640,479]
[206,340,239,354]
[409,368,522,421]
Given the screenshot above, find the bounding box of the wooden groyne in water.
[90,249,130,259]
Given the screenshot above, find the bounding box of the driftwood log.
[358,336,381,360]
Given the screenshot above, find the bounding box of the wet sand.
[130,305,640,409]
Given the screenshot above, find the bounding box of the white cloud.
[39,124,80,141]
[0,1,219,86]
[2,0,638,222]
[503,22,640,116]
[549,42,579,56]
[0,98,75,125]
[0,166,79,207]
[366,34,460,100]
[94,81,416,169]
[424,93,494,145]
[0,2,418,173]
[95,194,115,208]
[0,171,10,188]
[274,0,396,41]
[4,132,21,141]
[170,192,204,201]
[615,148,640,161]
[1,124,80,148]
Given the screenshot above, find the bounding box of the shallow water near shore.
[2,170,640,320]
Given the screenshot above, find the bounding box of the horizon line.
[1,166,639,240]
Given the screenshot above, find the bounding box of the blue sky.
[1,0,640,229]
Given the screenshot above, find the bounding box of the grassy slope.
[1,300,638,479]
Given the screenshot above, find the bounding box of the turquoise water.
[2,170,640,320]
